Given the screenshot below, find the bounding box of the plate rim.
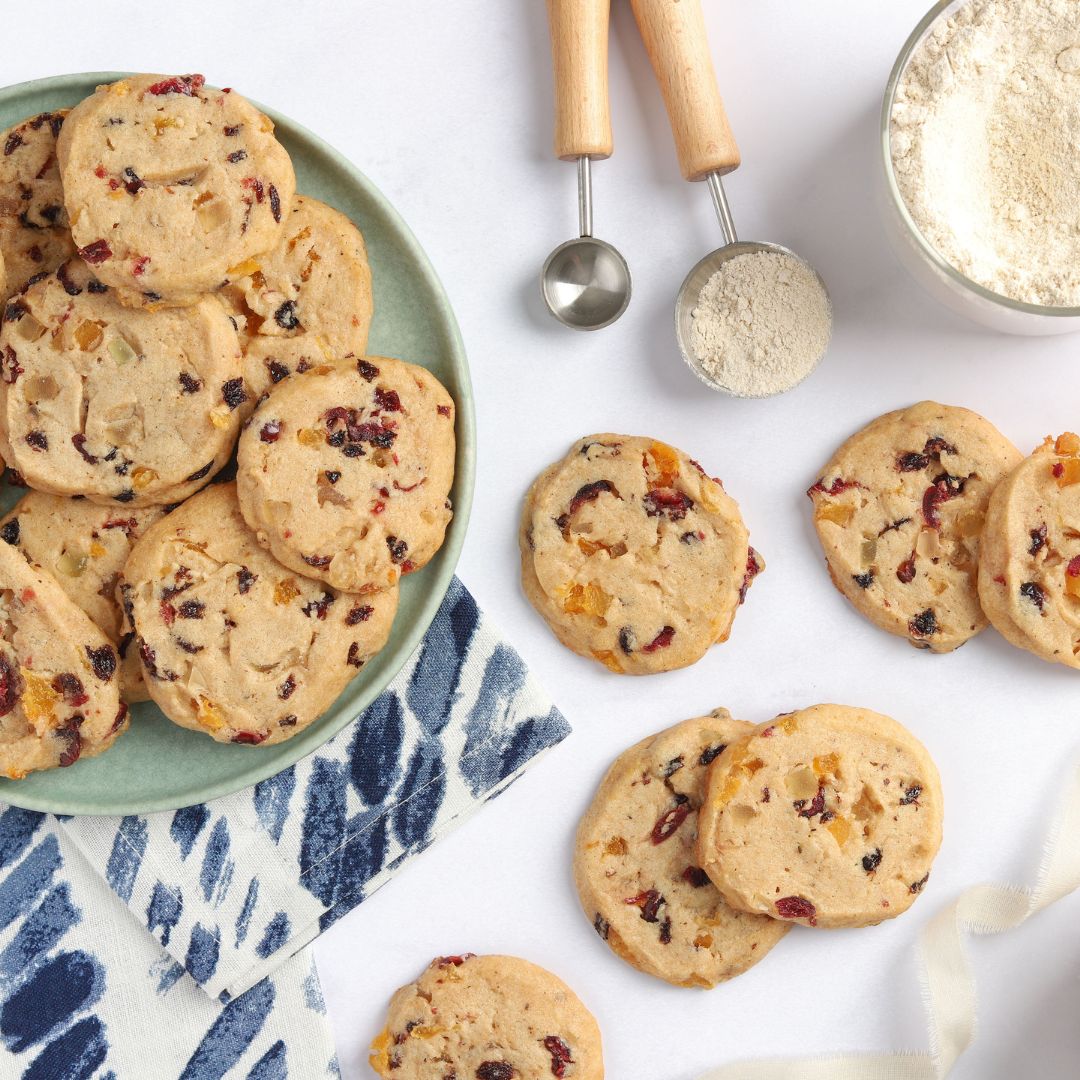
[0,71,476,816]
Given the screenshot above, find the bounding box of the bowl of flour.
[884,0,1080,333]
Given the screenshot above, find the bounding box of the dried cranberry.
[807,478,859,497]
[78,239,112,264]
[274,300,300,330]
[897,452,930,472]
[231,730,267,745]
[1019,582,1046,610]
[357,359,380,381]
[1069,556,1080,578]
[651,797,690,843]
[386,536,408,564]
[642,626,675,653]
[555,480,621,535]
[56,263,83,296]
[260,420,282,442]
[85,643,117,681]
[0,654,24,717]
[796,785,826,819]
[543,1036,573,1078]
[301,592,335,620]
[146,74,205,96]
[346,642,364,668]
[853,571,874,589]
[56,723,82,767]
[900,785,922,805]
[897,555,917,584]
[1029,525,1048,556]
[862,848,883,873]
[269,184,281,223]
[2,345,23,384]
[51,672,88,707]
[0,519,19,545]
[374,388,402,413]
[346,604,373,625]
[921,474,965,529]
[739,548,763,603]
[682,866,710,888]
[775,896,817,924]
[279,714,297,727]
[4,131,23,156]
[475,1064,514,1080]
[25,430,47,452]
[278,675,296,700]
[109,702,129,734]
[72,434,97,464]
[699,744,726,766]
[178,372,202,394]
[159,600,176,627]
[642,488,693,521]
[625,889,664,923]
[909,609,938,637]
[222,378,247,410]
[237,567,256,594]
[437,404,452,417]
[923,436,956,456]
[302,553,332,569]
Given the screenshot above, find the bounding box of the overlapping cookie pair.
[575,703,943,988]
[809,401,1080,668]
[520,434,762,675]
[0,75,456,778]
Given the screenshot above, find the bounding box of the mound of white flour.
[891,0,1080,306]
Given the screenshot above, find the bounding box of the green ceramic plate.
[0,73,474,816]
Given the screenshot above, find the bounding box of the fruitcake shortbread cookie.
[808,401,1021,652]
[370,954,603,1079]
[697,704,943,929]
[0,110,76,302]
[0,492,165,701]
[575,709,789,988]
[0,538,125,778]
[520,435,761,675]
[57,74,295,306]
[0,259,243,506]
[121,483,396,745]
[219,195,373,406]
[978,433,1080,668]
[236,356,455,593]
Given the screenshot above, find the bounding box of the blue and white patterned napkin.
[0,577,570,1078]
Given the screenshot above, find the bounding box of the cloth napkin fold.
[0,577,570,1078]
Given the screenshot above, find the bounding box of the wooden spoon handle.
[629,0,740,180]
[547,0,613,160]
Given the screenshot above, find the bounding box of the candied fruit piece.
[1055,433,1080,456]
[131,466,157,491]
[89,542,106,558]
[1055,458,1080,488]
[561,582,612,618]
[56,551,88,577]
[297,427,323,447]
[20,669,59,724]
[74,320,104,351]
[816,502,854,527]
[645,441,681,488]
[208,405,232,429]
[273,578,301,605]
[785,765,819,801]
[826,813,851,846]
[604,837,628,856]
[1066,557,1080,599]
[196,695,225,730]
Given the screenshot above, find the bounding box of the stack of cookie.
[0,74,456,777]
[808,401,1080,670]
[574,703,943,988]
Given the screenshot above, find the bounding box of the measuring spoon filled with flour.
[631,0,832,397]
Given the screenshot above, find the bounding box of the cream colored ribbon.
[697,762,1080,1080]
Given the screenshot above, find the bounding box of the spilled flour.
[689,250,832,398]
[891,0,1080,306]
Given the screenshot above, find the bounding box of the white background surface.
[18,2,1080,1077]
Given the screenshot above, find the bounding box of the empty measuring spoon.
[542,0,631,331]
[630,0,831,395]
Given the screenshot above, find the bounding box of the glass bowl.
[880,0,1080,335]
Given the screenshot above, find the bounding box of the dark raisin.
[909,609,938,637]
[386,536,408,564]
[327,429,346,448]
[324,470,341,484]
[910,873,929,894]
[56,723,83,768]
[900,785,922,805]
[796,785,826,819]
[617,626,635,654]
[346,604,373,625]
[186,461,214,482]
[78,239,112,264]
[593,913,609,940]
[853,571,874,589]
[4,131,24,156]
[0,519,19,545]
[178,599,205,619]
[642,626,675,653]
[51,672,88,707]
[224,124,241,136]
[3,301,25,323]
[658,917,672,945]
[661,756,684,778]
[179,372,202,394]
[274,300,300,330]
[924,436,956,456]
[2,345,23,384]
[699,744,727,766]
[775,896,817,924]
[475,1064,514,1080]
[87,279,108,294]
[175,638,203,654]
[279,715,298,728]
[897,452,929,472]
[301,592,335,620]
[278,675,296,700]
[57,262,82,296]
[302,554,332,569]
[682,866,710,888]
[25,430,47,452]
[72,434,97,463]
[1020,582,1046,610]
[651,798,690,844]
[357,359,380,381]
[226,149,247,163]
[342,443,364,458]
[347,642,364,668]
[1029,524,1048,556]
[113,489,135,503]
[85,644,117,682]
[862,848,883,873]
[237,567,257,594]
[221,377,247,410]
[122,166,144,195]
[260,420,282,442]
[0,654,22,717]
[269,184,281,222]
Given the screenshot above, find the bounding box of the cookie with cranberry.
[808,401,1021,653]
[520,435,761,675]
[574,709,789,988]
[218,195,373,408]
[235,356,455,593]
[977,433,1080,668]
[121,482,396,745]
[57,74,295,306]
[0,492,165,702]
[0,537,125,779]
[697,704,943,929]
[0,110,76,303]
[0,259,243,506]
[370,954,603,1079]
